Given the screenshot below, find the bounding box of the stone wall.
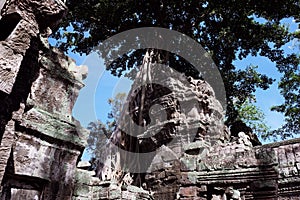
[0,0,89,199]
[144,137,300,200]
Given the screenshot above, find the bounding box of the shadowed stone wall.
[0,0,89,199]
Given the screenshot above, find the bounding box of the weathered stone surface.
[0,120,15,185]
[144,138,300,199]
[0,0,66,94]
[0,0,89,199]
[101,57,228,183]
[73,168,153,200]
[178,186,199,197]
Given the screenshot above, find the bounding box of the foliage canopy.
[54,0,300,139]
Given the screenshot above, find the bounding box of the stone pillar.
[0,0,89,199]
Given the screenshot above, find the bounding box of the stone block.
[293,143,300,163]
[180,156,197,171]
[179,186,198,197]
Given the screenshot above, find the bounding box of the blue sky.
[232,17,299,135]
[70,52,133,127]
[49,18,299,161]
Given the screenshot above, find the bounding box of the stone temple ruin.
[0,0,300,199]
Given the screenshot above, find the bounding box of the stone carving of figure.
[230,120,261,146]
[238,132,253,147]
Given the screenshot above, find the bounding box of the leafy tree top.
[54,0,300,139]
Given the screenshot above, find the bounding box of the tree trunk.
[103,48,166,185]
